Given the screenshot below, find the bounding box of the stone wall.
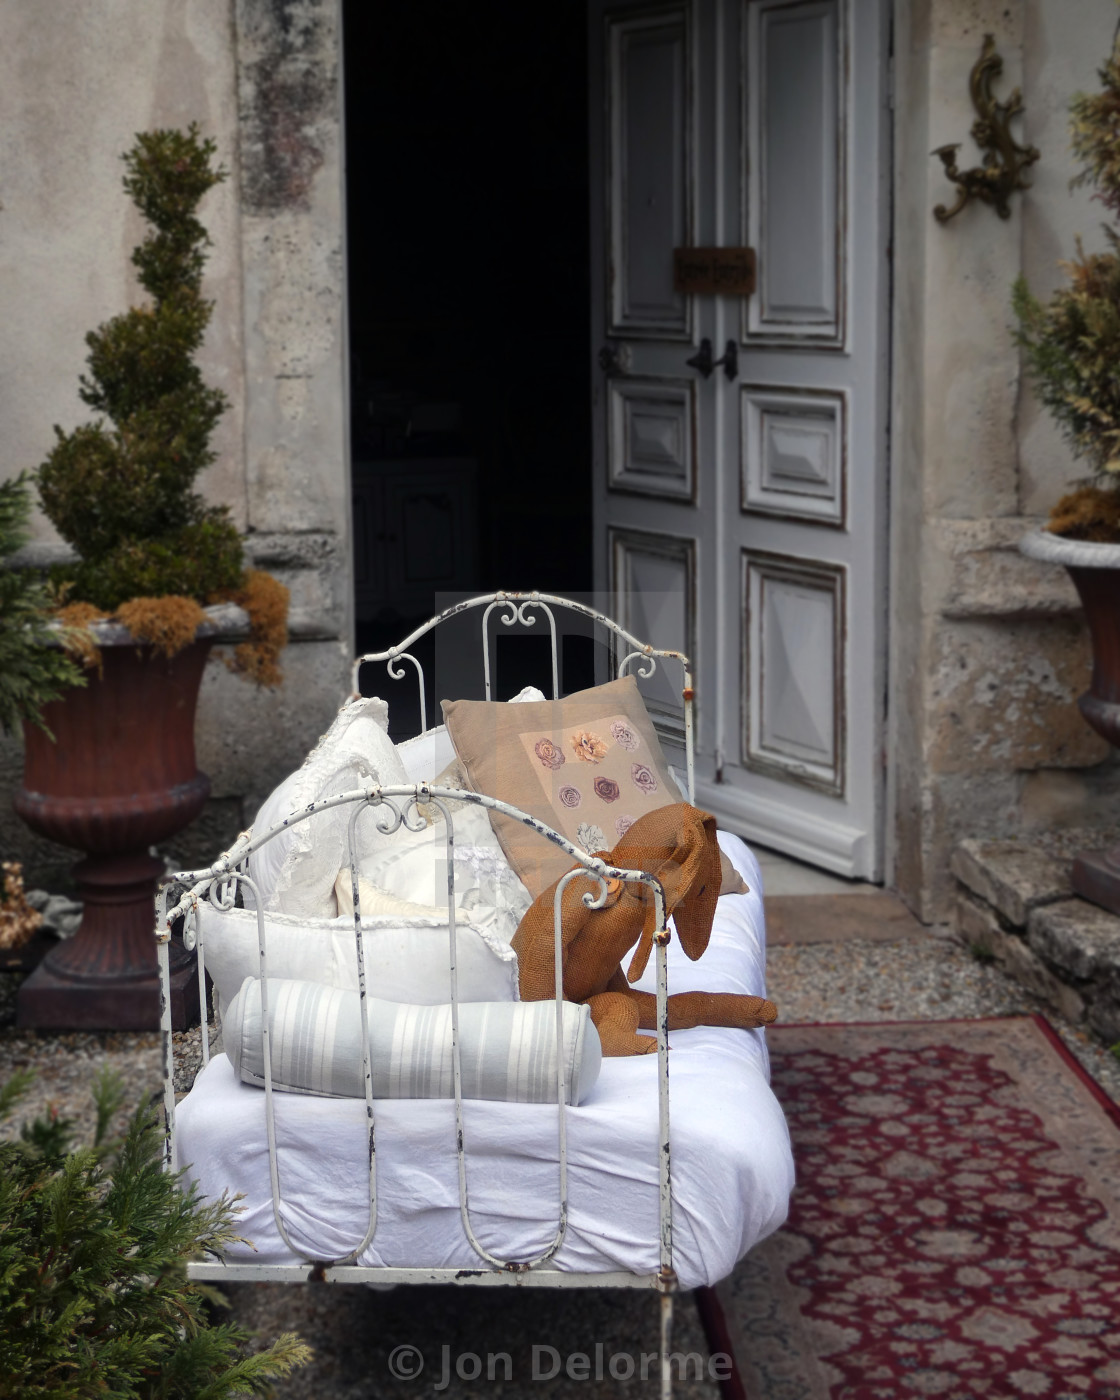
[889,0,1120,922]
[0,0,351,884]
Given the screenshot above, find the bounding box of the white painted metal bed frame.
[156,593,709,1399]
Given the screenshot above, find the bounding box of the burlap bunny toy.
[511,803,777,1056]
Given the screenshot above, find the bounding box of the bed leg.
[693,1286,747,1400]
[659,1291,673,1400]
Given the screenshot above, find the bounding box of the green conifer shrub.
[34,124,288,680]
[0,472,86,736]
[38,124,244,610]
[0,1066,311,1398]
[1013,31,1120,540]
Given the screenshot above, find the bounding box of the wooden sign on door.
[672,246,756,296]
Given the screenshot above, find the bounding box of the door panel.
[744,0,846,344]
[718,0,887,878]
[608,8,694,338]
[743,549,845,793]
[609,524,698,746]
[740,384,847,525]
[608,376,697,500]
[593,0,709,770]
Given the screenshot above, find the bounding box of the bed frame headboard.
[350,591,695,802]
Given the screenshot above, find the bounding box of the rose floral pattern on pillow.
[571,731,609,764]
[519,714,670,854]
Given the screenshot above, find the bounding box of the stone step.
[952,839,1120,1044]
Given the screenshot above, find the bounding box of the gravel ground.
[0,970,206,1147]
[2,926,1118,1397]
[225,1280,722,1400]
[767,928,1120,1106]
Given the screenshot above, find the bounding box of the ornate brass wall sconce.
[932,33,1040,222]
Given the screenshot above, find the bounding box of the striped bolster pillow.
[224,977,602,1106]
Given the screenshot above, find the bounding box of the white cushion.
[201,903,328,1018]
[394,686,547,783]
[395,726,456,784]
[357,803,532,945]
[198,900,518,1022]
[327,910,517,1002]
[247,696,410,919]
[334,869,455,921]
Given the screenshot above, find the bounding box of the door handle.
[685,338,739,381]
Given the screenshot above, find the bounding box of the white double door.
[590,0,890,878]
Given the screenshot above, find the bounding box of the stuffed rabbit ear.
[625,914,657,983]
[666,809,722,962]
[611,804,721,977]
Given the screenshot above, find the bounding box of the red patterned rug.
[717,1017,1120,1400]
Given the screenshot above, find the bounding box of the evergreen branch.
[0,1071,310,1397]
[0,1066,36,1123]
[0,473,86,736]
[91,1066,128,1150]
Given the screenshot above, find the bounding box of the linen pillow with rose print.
[441,675,690,899]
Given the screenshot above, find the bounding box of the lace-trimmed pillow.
[247,696,410,918]
[352,802,532,947]
[199,901,518,1021]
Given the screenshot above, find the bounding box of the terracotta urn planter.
[15,603,247,1031]
[1021,528,1120,914]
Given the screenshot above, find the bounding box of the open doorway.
[343,1,593,698]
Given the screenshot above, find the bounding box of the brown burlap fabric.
[511,803,778,1056]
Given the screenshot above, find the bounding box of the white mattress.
[175,832,794,1289]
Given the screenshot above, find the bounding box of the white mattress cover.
[175,833,794,1289]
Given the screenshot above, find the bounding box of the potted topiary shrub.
[14,125,289,1031]
[1016,32,1120,914]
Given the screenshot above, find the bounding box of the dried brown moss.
[50,571,289,680]
[55,595,207,666]
[115,596,208,659]
[55,601,107,631]
[221,570,289,688]
[1047,484,1120,542]
[54,600,108,670]
[0,861,42,952]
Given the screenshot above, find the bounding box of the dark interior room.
[343,2,593,662]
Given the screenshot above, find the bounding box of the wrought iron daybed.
[154,592,789,1399]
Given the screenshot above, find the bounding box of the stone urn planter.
[15,603,248,1031]
[1021,528,1120,915]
